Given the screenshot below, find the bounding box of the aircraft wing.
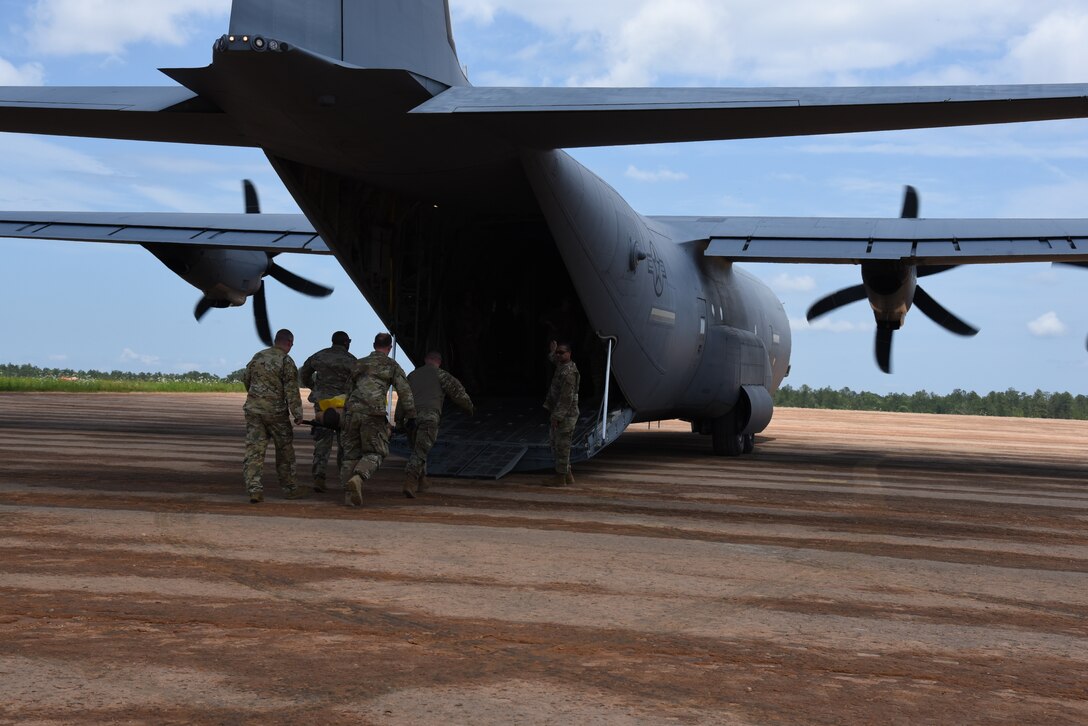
[652,216,1088,265]
[0,86,252,146]
[0,211,327,253]
[414,84,1088,148]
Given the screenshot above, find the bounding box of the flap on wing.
[413,84,1088,148]
[659,216,1088,265]
[0,212,327,253]
[0,86,252,146]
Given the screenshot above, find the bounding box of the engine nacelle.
[143,244,268,306]
[861,261,916,329]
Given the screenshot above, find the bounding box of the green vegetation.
[0,363,246,393]
[775,385,1088,420]
[5,363,1087,419]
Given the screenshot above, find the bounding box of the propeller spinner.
[805,186,978,373]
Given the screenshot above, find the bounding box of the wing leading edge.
[655,216,1088,265]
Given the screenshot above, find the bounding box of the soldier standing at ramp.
[299,331,356,492]
[398,351,474,497]
[544,340,580,487]
[340,333,416,507]
[242,328,309,503]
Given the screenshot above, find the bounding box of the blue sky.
[2,0,1088,394]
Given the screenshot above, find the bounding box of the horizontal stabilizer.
[0,86,251,147]
[414,83,1088,148]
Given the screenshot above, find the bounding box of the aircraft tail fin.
[228,0,468,88]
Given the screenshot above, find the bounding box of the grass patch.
[0,377,244,393]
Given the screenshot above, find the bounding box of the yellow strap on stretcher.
[318,395,346,412]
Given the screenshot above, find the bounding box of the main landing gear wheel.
[711,413,745,457]
[742,433,755,454]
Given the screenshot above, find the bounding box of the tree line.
[774,385,1088,420]
[5,363,1088,419]
[0,363,245,384]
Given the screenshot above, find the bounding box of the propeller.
[1052,262,1088,350]
[805,186,978,373]
[193,180,333,346]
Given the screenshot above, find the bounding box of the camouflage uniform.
[299,343,356,489]
[242,346,304,497]
[340,351,415,503]
[399,365,474,492]
[544,353,580,477]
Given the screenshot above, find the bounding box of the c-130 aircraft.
[4,1,1088,477]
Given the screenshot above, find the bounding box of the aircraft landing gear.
[711,411,745,457]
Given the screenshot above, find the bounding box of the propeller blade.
[1056,261,1088,269]
[913,285,979,336]
[194,296,215,321]
[806,284,867,321]
[900,185,919,219]
[243,179,260,214]
[267,261,334,297]
[253,282,273,347]
[875,326,894,374]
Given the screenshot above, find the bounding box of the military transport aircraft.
[4,0,1088,477]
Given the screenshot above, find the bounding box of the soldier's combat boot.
[249,491,264,504]
[312,478,327,494]
[402,473,417,499]
[417,474,430,493]
[284,486,312,500]
[344,474,364,507]
[565,469,576,486]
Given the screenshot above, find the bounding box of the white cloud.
[790,316,871,333]
[0,57,44,84]
[0,134,116,176]
[770,273,816,293]
[120,348,160,366]
[1027,311,1068,337]
[625,165,688,182]
[25,0,229,56]
[1004,9,1088,83]
[452,1,1069,86]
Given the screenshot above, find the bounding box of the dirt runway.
[1,392,1087,725]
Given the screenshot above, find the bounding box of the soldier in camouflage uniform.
[340,332,416,506]
[544,340,580,487]
[242,328,308,503]
[299,330,356,492]
[397,351,474,497]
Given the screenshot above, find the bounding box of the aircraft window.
[699,317,706,334]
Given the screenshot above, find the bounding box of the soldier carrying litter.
[340,333,416,507]
[299,330,356,492]
[396,351,474,497]
[242,328,310,503]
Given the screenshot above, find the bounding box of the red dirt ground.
[1,392,1087,725]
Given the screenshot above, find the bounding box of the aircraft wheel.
[711,413,744,456]
[742,433,755,454]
